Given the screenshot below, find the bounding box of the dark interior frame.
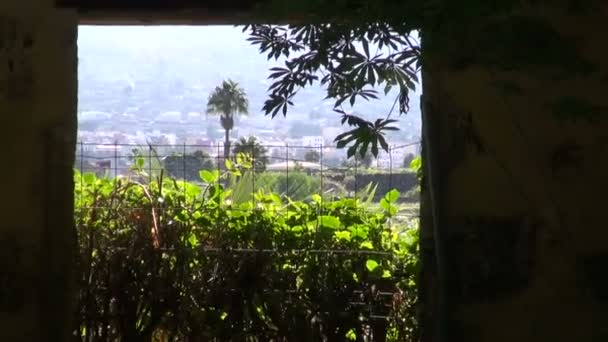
[56,0,278,24]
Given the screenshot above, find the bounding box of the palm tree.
[206,79,249,160]
[232,136,269,171]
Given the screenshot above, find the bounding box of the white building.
[376,144,419,169]
[302,135,324,147]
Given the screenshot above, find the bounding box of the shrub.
[73,168,418,342]
[163,150,215,181]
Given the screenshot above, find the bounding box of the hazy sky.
[79,26,255,51]
[77,26,421,132]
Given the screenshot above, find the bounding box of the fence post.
[148,144,152,183]
[319,144,324,203]
[286,143,289,198]
[183,142,187,184]
[114,141,118,178]
[389,145,393,196]
[252,141,256,204]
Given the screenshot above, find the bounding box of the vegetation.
[244,24,420,159]
[343,151,374,169]
[304,150,321,163]
[163,150,215,181]
[402,153,415,169]
[73,157,419,342]
[232,136,269,171]
[206,79,250,159]
[264,172,322,201]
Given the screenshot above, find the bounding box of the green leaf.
[311,194,322,204]
[184,182,202,198]
[136,157,145,169]
[225,159,234,170]
[385,189,400,203]
[82,172,96,184]
[360,241,373,249]
[335,231,351,242]
[382,270,392,278]
[409,156,422,172]
[366,259,379,272]
[199,170,218,183]
[319,215,340,229]
[350,225,369,240]
[188,233,199,247]
[380,198,391,211]
[346,329,357,341]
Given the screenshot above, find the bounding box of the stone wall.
[421,3,608,342]
[0,1,606,341]
[0,1,77,340]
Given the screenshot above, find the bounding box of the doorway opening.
[74,24,421,342]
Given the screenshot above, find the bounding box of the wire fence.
[74,141,421,221]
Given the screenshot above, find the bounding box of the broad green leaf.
[350,225,369,240]
[334,231,351,242]
[311,194,322,204]
[385,189,400,203]
[184,182,201,198]
[136,157,145,169]
[199,170,218,183]
[380,198,391,211]
[225,159,234,170]
[366,259,379,272]
[82,172,96,184]
[188,233,199,247]
[319,215,340,229]
[403,228,419,247]
[409,156,422,172]
[346,329,357,341]
[382,270,392,278]
[360,241,373,249]
[236,152,245,165]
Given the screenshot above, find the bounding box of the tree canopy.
[244,24,421,159]
[232,136,269,171]
[206,79,249,158]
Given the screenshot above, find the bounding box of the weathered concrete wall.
[421,3,608,342]
[0,1,77,341]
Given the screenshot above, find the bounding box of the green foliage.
[232,136,269,171]
[73,167,419,342]
[206,79,249,158]
[163,150,215,181]
[343,151,374,168]
[262,171,322,201]
[304,149,321,163]
[244,24,420,159]
[206,79,249,122]
[402,153,415,168]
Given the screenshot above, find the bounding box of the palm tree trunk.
[224,128,231,161]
